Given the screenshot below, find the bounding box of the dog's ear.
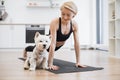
[34,32,40,38]
[49,35,52,40]
[34,32,41,42]
[46,34,52,40]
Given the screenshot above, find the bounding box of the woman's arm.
[48,18,59,70]
[72,21,86,68]
[72,21,80,64]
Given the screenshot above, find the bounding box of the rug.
[18,58,104,74]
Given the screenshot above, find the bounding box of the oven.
[26,25,45,43]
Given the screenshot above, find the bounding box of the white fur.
[24,32,51,71]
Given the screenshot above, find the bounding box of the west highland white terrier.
[24,32,51,71]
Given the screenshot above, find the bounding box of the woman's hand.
[48,65,59,70]
[75,63,87,68]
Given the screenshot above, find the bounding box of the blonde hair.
[60,1,78,15]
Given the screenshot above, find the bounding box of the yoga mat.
[18,58,103,74]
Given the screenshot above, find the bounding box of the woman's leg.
[23,45,36,59]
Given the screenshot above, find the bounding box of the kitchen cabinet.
[0,25,25,48]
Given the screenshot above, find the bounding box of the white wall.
[4,0,61,24]
[101,0,108,46]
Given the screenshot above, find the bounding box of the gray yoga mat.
[18,58,103,74]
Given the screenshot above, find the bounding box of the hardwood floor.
[0,49,120,80]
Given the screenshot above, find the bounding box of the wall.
[4,0,62,24]
[102,0,108,46]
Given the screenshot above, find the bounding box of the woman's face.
[61,7,75,23]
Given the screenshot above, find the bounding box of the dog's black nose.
[43,44,46,48]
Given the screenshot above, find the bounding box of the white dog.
[24,32,51,71]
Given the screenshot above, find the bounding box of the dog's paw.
[42,65,48,69]
[24,67,29,70]
[29,68,35,71]
[24,64,29,70]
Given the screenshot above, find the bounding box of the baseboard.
[70,44,108,51]
[70,45,96,50]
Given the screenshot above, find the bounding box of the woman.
[23,1,86,70]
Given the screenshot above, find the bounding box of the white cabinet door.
[0,25,12,48]
[0,25,25,48]
[11,25,25,48]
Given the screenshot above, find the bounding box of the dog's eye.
[40,40,42,42]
